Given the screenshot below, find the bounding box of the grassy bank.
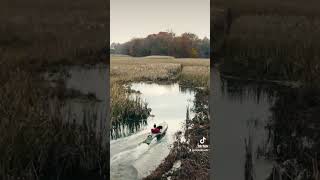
[213,1,320,179]
[110,80,151,138]
[212,0,320,88]
[0,66,109,179]
[111,56,209,88]
[0,0,108,179]
[144,89,210,180]
[0,0,107,71]
[110,56,210,179]
[266,87,320,179]
[110,56,209,127]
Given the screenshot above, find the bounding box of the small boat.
[144,122,168,145]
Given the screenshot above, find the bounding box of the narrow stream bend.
[110,83,195,180]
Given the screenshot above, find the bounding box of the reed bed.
[0,0,108,178]
[111,56,210,86]
[0,66,109,179]
[221,15,320,83]
[213,0,320,17]
[144,89,210,180]
[111,56,209,67]
[213,5,320,87]
[180,66,210,88]
[110,56,210,133]
[213,1,320,178]
[0,0,107,70]
[111,63,182,82]
[110,81,150,126]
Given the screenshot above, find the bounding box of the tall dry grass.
[110,56,210,134]
[0,0,107,70]
[111,56,210,87]
[144,89,210,180]
[180,66,210,88]
[221,15,320,83]
[213,1,320,87]
[0,0,109,178]
[0,66,109,179]
[213,0,320,17]
[111,63,182,82]
[111,81,150,126]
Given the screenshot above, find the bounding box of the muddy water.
[213,68,276,180]
[110,83,195,180]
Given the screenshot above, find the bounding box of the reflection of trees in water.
[111,119,147,140]
[220,77,276,104]
[219,76,320,179]
[179,85,197,94]
[266,88,320,179]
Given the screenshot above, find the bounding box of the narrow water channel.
[213,68,276,180]
[45,64,108,135]
[110,83,195,180]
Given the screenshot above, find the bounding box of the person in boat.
[151,124,160,134]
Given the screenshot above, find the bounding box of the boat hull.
[144,122,168,145]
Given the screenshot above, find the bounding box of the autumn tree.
[111,31,210,58]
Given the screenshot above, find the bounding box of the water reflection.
[214,67,320,180]
[111,120,147,140]
[110,82,195,179]
[63,65,107,135]
[44,64,108,141]
[110,83,195,140]
[213,68,276,180]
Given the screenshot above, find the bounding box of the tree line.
[110,32,210,58]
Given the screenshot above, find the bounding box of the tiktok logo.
[192,137,209,152]
[199,137,206,144]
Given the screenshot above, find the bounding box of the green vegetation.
[111,32,210,58]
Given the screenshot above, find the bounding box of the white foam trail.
[111,143,149,165]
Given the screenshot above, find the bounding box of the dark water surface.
[213,68,277,180]
[45,64,108,136]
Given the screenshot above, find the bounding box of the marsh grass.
[180,66,210,88]
[221,15,320,83]
[110,56,210,132]
[213,0,320,17]
[0,0,108,178]
[110,81,150,131]
[111,56,210,87]
[111,63,182,82]
[144,89,210,180]
[0,0,107,71]
[213,1,320,88]
[0,67,108,179]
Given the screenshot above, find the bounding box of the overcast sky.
[111,0,210,44]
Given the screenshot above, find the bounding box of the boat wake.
[111,143,149,165]
[110,143,150,180]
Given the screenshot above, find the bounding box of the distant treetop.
[110,32,210,58]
